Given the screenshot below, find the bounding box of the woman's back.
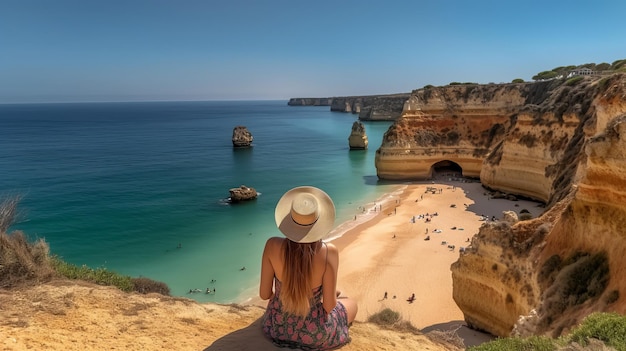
[264,237,328,291]
[261,238,351,350]
[259,186,357,350]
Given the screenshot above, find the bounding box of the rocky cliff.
[375,77,619,205]
[427,74,626,337]
[287,97,333,106]
[288,93,410,121]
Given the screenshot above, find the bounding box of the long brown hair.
[280,239,320,316]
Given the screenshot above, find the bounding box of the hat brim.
[275,186,335,243]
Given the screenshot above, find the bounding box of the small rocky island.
[348,121,368,149]
[228,185,258,202]
[232,125,253,147]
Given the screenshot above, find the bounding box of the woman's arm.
[259,237,279,300]
[321,242,339,313]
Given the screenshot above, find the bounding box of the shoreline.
[244,178,545,346]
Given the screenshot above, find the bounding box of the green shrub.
[472,313,626,351]
[468,336,556,351]
[518,209,533,220]
[368,308,419,333]
[596,62,611,71]
[538,254,562,286]
[536,252,610,332]
[519,213,533,221]
[132,277,170,295]
[565,76,584,86]
[566,312,626,351]
[612,59,626,69]
[51,256,134,292]
[512,78,525,83]
[368,308,401,326]
[560,253,609,304]
[599,77,611,91]
[533,71,559,80]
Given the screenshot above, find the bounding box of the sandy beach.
[329,178,545,344]
[249,178,544,346]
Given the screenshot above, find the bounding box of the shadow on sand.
[421,320,495,348]
[203,318,283,351]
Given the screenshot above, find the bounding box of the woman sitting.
[260,186,358,350]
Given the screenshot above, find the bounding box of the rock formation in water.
[229,185,258,202]
[348,121,368,150]
[232,125,253,147]
[375,74,626,338]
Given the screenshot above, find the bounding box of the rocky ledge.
[0,280,455,350]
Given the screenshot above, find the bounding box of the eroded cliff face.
[374,114,506,179]
[450,74,626,337]
[376,77,618,204]
[375,84,519,180]
[288,94,410,120]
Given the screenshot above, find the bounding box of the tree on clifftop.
[532,70,559,81]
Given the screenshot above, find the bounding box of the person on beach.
[260,186,358,350]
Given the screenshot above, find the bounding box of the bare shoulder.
[324,241,339,256]
[266,236,284,244]
[265,237,284,251]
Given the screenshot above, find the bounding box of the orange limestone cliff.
[449,74,626,338]
[375,77,616,203]
[375,85,517,181]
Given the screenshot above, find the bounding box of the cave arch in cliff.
[430,160,463,178]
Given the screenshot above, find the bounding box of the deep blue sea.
[0,100,397,303]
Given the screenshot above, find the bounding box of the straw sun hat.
[275,186,336,243]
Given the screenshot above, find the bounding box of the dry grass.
[0,196,55,287]
[427,327,465,350]
[0,230,55,288]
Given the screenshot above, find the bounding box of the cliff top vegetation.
[531,59,626,81]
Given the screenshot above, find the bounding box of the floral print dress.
[262,279,350,350]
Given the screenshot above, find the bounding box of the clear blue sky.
[1,0,624,103]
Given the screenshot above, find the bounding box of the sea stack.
[348,121,368,150]
[229,185,258,202]
[232,126,253,147]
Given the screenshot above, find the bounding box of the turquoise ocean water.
[0,100,398,303]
